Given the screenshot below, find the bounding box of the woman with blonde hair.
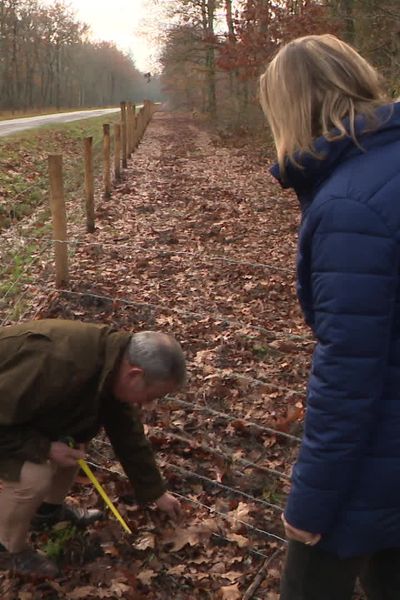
[260,34,400,599]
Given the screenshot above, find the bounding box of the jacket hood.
[270,102,400,210]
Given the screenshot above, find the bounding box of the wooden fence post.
[114,123,121,181]
[132,105,139,150]
[131,103,136,152]
[140,106,145,139]
[136,108,143,146]
[103,123,111,198]
[120,101,127,168]
[84,137,95,233]
[127,101,133,158]
[48,154,69,287]
[144,100,151,126]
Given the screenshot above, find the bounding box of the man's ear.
[126,364,144,380]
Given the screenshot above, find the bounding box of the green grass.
[42,523,79,562]
[0,112,120,228]
[0,112,120,317]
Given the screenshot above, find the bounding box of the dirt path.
[1,111,318,599]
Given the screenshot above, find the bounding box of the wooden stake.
[144,100,151,126]
[48,154,69,287]
[103,123,111,198]
[114,123,121,181]
[242,549,283,600]
[127,101,133,158]
[131,103,136,152]
[137,107,144,145]
[84,137,95,233]
[120,101,127,168]
[133,107,140,150]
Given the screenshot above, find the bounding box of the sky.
[66,0,162,73]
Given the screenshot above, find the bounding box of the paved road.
[0,108,120,138]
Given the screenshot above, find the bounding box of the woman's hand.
[281,514,321,546]
[155,492,182,522]
[49,441,85,467]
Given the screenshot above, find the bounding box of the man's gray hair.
[126,331,186,386]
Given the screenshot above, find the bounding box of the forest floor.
[0,110,362,599]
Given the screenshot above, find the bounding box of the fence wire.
[39,285,310,345]
[168,397,302,443]
[164,462,284,512]
[165,430,291,480]
[14,234,294,275]
[85,459,287,547]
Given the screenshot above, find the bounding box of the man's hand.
[155,492,182,522]
[49,441,85,467]
[282,514,321,546]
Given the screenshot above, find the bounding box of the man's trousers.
[280,540,400,600]
[0,460,78,552]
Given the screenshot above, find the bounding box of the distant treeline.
[159,0,400,129]
[0,0,161,111]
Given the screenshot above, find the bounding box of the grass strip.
[0,113,120,318]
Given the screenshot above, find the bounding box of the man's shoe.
[0,548,58,578]
[31,504,103,530]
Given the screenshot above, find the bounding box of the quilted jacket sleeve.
[285,197,399,534]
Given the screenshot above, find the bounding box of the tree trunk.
[205,0,217,118]
[329,0,355,43]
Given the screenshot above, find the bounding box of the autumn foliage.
[160,0,339,127]
[159,0,400,129]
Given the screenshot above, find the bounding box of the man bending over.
[0,319,186,577]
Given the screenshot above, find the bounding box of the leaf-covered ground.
[0,111,324,599]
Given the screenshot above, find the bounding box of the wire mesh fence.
[0,102,306,596]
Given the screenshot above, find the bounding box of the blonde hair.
[259,34,388,171]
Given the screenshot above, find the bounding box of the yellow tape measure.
[78,459,132,534]
[63,436,132,534]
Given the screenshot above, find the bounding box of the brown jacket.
[0,319,166,504]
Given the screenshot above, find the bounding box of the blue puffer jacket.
[271,102,400,558]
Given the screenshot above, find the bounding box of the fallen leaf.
[162,522,215,551]
[225,532,249,548]
[137,569,157,585]
[222,571,243,582]
[109,581,132,598]
[67,587,97,599]
[134,532,156,550]
[220,583,241,599]
[167,564,186,576]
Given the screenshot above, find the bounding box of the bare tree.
[0,0,154,112]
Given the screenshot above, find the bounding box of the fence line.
[91,440,283,512]
[11,235,294,275]
[44,100,155,280]
[21,286,307,398]
[93,437,286,511]
[172,487,287,544]
[37,286,310,346]
[170,397,302,442]
[171,491,287,551]
[164,462,284,511]
[2,181,43,204]
[1,104,294,590]
[166,431,291,480]
[0,241,52,306]
[93,440,284,514]
[10,236,293,275]
[80,452,285,561]
[84,458,287,546]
